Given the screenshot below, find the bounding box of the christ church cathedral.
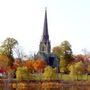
[36,9,59,68]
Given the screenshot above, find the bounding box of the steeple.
[42,9,49,41]
[39,9,51,53]
[37,9,59,68]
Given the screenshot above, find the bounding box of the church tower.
[39,9,51,54]
[36,9,59,68]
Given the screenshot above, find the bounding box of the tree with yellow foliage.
[43,66,57,80]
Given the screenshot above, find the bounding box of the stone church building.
[36,9,59,68]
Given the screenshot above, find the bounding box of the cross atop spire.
[42,9,49,41]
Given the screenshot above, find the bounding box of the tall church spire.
[42,9,49,41]
[39,9,51,53]
[37,9,59,68]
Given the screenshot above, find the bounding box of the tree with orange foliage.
[0,55,10,69]
[24,60,34,73]
[0,55,17,78]
[33,59,47,73]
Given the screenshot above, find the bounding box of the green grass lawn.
[58,74,89,81]
[1,73,90,81]
[33,73,90,81]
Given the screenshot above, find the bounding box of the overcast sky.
[0,0,90,55]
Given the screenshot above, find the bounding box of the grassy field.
[58,74,89,81]
[0,73,90,81]
[33,73,90,81]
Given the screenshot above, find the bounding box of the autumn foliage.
[0,55,10,69]
[24,60,34,72]
[33,59,47,72]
